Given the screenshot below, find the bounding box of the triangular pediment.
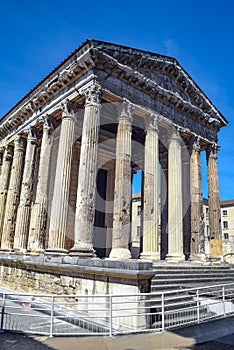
[88,40,227,127]
[0,39,228,135]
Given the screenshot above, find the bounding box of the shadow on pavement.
[173,316,234,349]
[0,332,55,350]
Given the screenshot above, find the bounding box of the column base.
[12,248,27,255]
[109,248,131,260]
[209,255,224,263]
[45,248,68,256]
[69,244,96,258]
[166,253,185,262]
[189,253,208,262]
[140,252,161,261]
[27,249,45,256]
[0,248,14,254]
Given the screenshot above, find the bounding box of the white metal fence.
[1,282,234,336]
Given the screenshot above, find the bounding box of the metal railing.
[0,282,234,336]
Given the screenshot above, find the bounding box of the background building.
[132,194,234,260]
[204,199,234,259]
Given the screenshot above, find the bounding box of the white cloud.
[163,38,179,57]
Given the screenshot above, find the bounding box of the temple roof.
[0,39,228,138]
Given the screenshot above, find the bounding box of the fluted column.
[109,102,132,260]
[13,129,38,251]
[0,146,13,242]
[182,143,191,259]
[140,114,160,260]
[160,149,168,260]
[46,101,76,255]
[190,137,205,260]
[166,129,185,261]
[1,135,26,251]
[70,82,101,257]
[28,117,53,253]
[206,144,222,259]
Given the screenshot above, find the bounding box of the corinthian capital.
[84,82,102,106]
[192,136,201,152]
[117,100,133,123]
[206,143,219,160]
[146,112,161,132]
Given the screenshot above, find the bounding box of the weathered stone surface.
[167,129,185,261]
[207,145,222,258]
[71,82,101,257]
[141,113,160,260]
[47,101,76,254]
[0,255,153,296]
[0,40,227,273]
[190,138,205,260]
[0,146,13,242]
[109,102,132,260]
[28,117,53,252]
[1,135,26,251]
[14,129,38,251]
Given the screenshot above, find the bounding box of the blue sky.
[0,0,233,199]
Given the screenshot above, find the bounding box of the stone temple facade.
[0,39,228,272]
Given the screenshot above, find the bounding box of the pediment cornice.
[0,39,228,139]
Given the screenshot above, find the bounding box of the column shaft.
[28,119,53,253]
[1,136,26,250]
[0,146,13,242]
[14,130,38,251]
[109,102,132,259]
[47,102,76,254]
[190,138,205,259]
[167,129,185,261]
[160,150,168,260]
[71,83,101,257]
[182,144,191,259]
[207,145,222,258]
[140,114,160,260]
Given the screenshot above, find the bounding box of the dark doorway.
[93,169,107,258]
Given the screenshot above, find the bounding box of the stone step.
[152,269,234,275]
[152,273,234,280]
[151,277,234,286]
[152,264,231,270]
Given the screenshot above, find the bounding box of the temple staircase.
[149,262,234,329]
[151,262,234,292]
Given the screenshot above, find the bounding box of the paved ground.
[1,316,234,350]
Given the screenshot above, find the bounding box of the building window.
[222,210,228,216]
[223,221,229,229]
[137,226,141,237]
[224,233,229,240]
[206,207,209,215]
[137,205,141,216]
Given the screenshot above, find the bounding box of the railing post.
[109,295,113,337]
[0,294,5,331]
[196,289,200,324]
[161,293,165,332]
[49,296,55,337]
[222,286,226,316]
